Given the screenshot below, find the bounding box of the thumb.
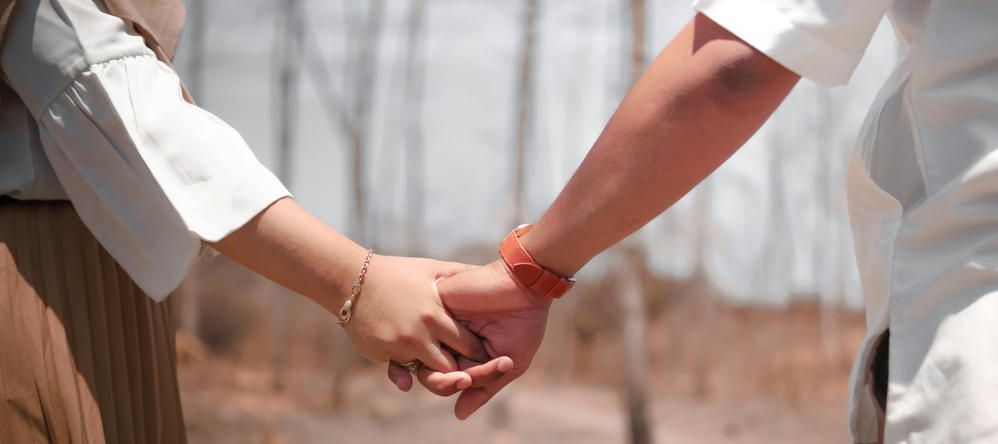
[387,362,414,392]
[430,260,479,281]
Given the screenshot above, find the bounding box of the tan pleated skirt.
[0,199,186,443]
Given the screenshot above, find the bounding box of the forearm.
[212,197,367,313]
[520,14,799,276]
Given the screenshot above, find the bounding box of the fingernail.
[459,406,482,420]
[456,377,471,390]
[498,357,514,373]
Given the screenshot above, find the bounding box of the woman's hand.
[212,198,489,391]
[342,255,490,376]
[387,260,551,418]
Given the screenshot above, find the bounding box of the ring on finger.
[393,360,421,374]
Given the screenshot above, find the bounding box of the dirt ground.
[179,360,848,444]
[177,297,862,443]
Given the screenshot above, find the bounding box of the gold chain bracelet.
[337,248,374,326]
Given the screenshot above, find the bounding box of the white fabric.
[695,0,998,442]
[1,0,290,300]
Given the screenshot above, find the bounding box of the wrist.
[313,243,371,313]
[516,225,584,278]
[490,260,553,310]
[498,225,575,299]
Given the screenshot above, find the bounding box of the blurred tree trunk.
[269,0,304,392]
[510,0,538,225]
[347,0,384,247]
[758,133,792,301]
[691,178,714,279]
[275,0,301,185]
[813,88,840,360]
[331,0,385,410]
[621,1,652,443]
[486,0,540,428]
[403,0,427,256]
[689,175,714,400]
[617,248,652,444]
[177,0,208,337]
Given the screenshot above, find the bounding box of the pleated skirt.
[0,199,186,443]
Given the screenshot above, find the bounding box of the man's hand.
[386,12,799,418]
[387,260,552,419]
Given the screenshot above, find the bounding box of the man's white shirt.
[695,0,998,442]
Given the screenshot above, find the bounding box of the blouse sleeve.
[1,0,290,300]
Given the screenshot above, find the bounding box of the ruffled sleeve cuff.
[37,54,290,300]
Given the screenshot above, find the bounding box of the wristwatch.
[499,224,575,298]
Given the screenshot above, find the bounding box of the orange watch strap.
[499,225,574,299]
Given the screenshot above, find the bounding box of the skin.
[388,14,801,419]
[212,196,495,392]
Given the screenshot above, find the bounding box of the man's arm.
[396,13,802,418]
[521,13,799,275]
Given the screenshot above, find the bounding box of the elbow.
[691,14,799,103]
[702,44,795,104]
[712,53,769,96]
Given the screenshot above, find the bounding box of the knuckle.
[418,310,439,326]
[373,327,396,345]
[395,330,421,346]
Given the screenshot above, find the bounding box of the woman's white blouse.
[0,0,290,300]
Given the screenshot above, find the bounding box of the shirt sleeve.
[692,0,893,86]
[1,0,290,300]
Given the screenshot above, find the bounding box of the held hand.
[388,260,552,419]
[342,255,489,388]
[210,199,491,391]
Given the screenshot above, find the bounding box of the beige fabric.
[0,199,186,443]
[101,0,185,64]
[0,0,187,101]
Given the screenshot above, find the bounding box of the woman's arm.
[2,0,491,382]
[213,197,368,309]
